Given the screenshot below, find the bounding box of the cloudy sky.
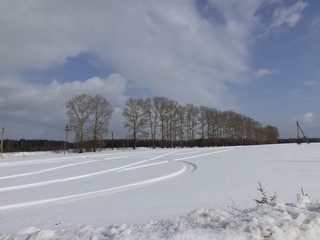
[0,0,319,140]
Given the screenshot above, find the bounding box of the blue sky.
[0,0,319,140]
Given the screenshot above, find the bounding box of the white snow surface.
[1,144,320,239]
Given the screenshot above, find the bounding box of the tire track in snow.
[0,153,150,180]
[0,148,232,192]
[0,148,223,211]
[0,159,102,180]
[170,147,234,161]
[0,156,93,168]
[0,151,150,168]
[0,152,175,193]
[118,161,169,172]
[0,148,228,207]
[0,165,188,211]
[172,149,204,155]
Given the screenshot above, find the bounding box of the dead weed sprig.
[254,182,277,205]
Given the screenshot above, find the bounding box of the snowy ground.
[1,143,320,239]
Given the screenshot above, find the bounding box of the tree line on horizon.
[2,94,279,153]
[122,96,279,149]
[66,94,279,152]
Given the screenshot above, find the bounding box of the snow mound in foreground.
[2,195,320,240]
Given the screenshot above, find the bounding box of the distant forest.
[2,137,318,153]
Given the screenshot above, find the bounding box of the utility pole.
[111,131,114,150]
[296,121,300,144]
[0,128,3,158]
[296,121,309,144]
[64,124,70,154]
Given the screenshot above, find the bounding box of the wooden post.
[0,128,4,158]
[64,124,69,154]
[111,131,114,150]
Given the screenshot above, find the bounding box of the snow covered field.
[1,143,320,239]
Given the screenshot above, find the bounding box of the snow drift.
[2,195,320,240]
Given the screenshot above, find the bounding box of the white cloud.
[0,74,127,139]
[311,16,320,33]
[0,0,261,109]
[288,112,317,130]
[255,1,309,38]
[305,80,318,86]
[271,1,308,29]
[255,68,279,79]
[302,112,315,124]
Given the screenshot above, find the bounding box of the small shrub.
[254,182,277,205]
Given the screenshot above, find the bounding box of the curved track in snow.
[0,147,233,212]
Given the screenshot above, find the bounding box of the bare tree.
[264,125,279,144]
[205,107,219,144]
[199,106,209,140]
[156,96,169,148]
[164,99,178,148]
[66,94,93,153]
[176,105,186,147]
[90,95,114,152]
[122,98,147,149]
[185,104,199,142]
[144,97,159,148]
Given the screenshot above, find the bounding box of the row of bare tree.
[65,94,278,152]
[122,96,279,149]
